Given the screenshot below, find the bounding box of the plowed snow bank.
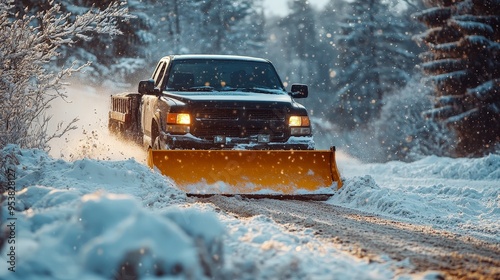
[330,156,500,241]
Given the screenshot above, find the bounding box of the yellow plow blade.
[147,147,342,195]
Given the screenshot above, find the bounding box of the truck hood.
[162,91,294,104]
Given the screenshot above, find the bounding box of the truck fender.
[150,112,163,148]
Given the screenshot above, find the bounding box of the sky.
[263,0,330,17]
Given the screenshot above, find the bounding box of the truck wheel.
[108,119,122,137]
[153,136,162,150]
[151,121,161,149]
[108,119,117,132]
[152,135,175,150]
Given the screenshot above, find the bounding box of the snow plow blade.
[147,147,342,198]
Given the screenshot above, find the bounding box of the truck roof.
[164,54,271,63]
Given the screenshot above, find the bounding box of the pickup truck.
[108,54,314,150]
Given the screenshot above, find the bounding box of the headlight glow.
[167,113,191,125]
[177,113,191,125]
[289,116,310,127]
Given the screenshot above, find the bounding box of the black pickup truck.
[108,54,314,150]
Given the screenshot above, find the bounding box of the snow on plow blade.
[147,147,342,199]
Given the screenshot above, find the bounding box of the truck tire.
[108,119,123,137]
[153,136,162,150]
[151,120,163,150]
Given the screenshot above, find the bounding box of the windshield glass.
[165,59,286,93]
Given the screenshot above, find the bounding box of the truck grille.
[247,109,284,120]
[195,109,239,121]
[192,108,286,140]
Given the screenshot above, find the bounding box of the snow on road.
[332,153,500,242]
[1,145,407,279]
[2,144,498,279]
[1,85,499,279]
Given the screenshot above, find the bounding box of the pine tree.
[288,0,317,77]
[181,0,265,54]
[151,0,183,54]
[332,0,420,130]
[315,0,350,92]
[413,0,500,156]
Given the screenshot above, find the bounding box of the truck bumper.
[162,133,314,150]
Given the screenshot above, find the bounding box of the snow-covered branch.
[0,1,131,151]
[414,0,500,156]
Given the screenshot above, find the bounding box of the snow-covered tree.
[150,0,183,54]
[185,0,265,54]
[280,0,317,82]
[375,74,455,161]
[146,0,265,56]
[0,1,130,151]
[413,0,500,156]
[9,0,267,84]
[12,0,151,85]
[332,0,421,130]
[64,0,153,84]
[263,0,329,91]
[314,0,350,92]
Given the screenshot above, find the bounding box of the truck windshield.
[165,59,286,93]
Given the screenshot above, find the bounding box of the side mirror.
[138,79,159,95]
[289,84,308,98]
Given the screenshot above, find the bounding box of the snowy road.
[199,196,500,279]
[3,130,498,279]
[7,85,492,279]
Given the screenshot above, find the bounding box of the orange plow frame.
[147,147,342,196]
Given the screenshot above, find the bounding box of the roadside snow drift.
[1,141,499,279]
[0,145,224,279]
[330,155,500,241]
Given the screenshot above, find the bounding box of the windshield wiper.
[166,86,214,92]
[186,86,215,92]
[218,86,284,94]
[219,87,238,91]
[238,87,281,94]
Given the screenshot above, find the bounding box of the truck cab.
[109,55,314,150]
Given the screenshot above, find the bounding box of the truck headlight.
[289,115,311,135]
[166,113,190,134]
[167,113,191,125]
[289,116,310,127]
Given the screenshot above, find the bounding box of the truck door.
[141,60,168,140]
